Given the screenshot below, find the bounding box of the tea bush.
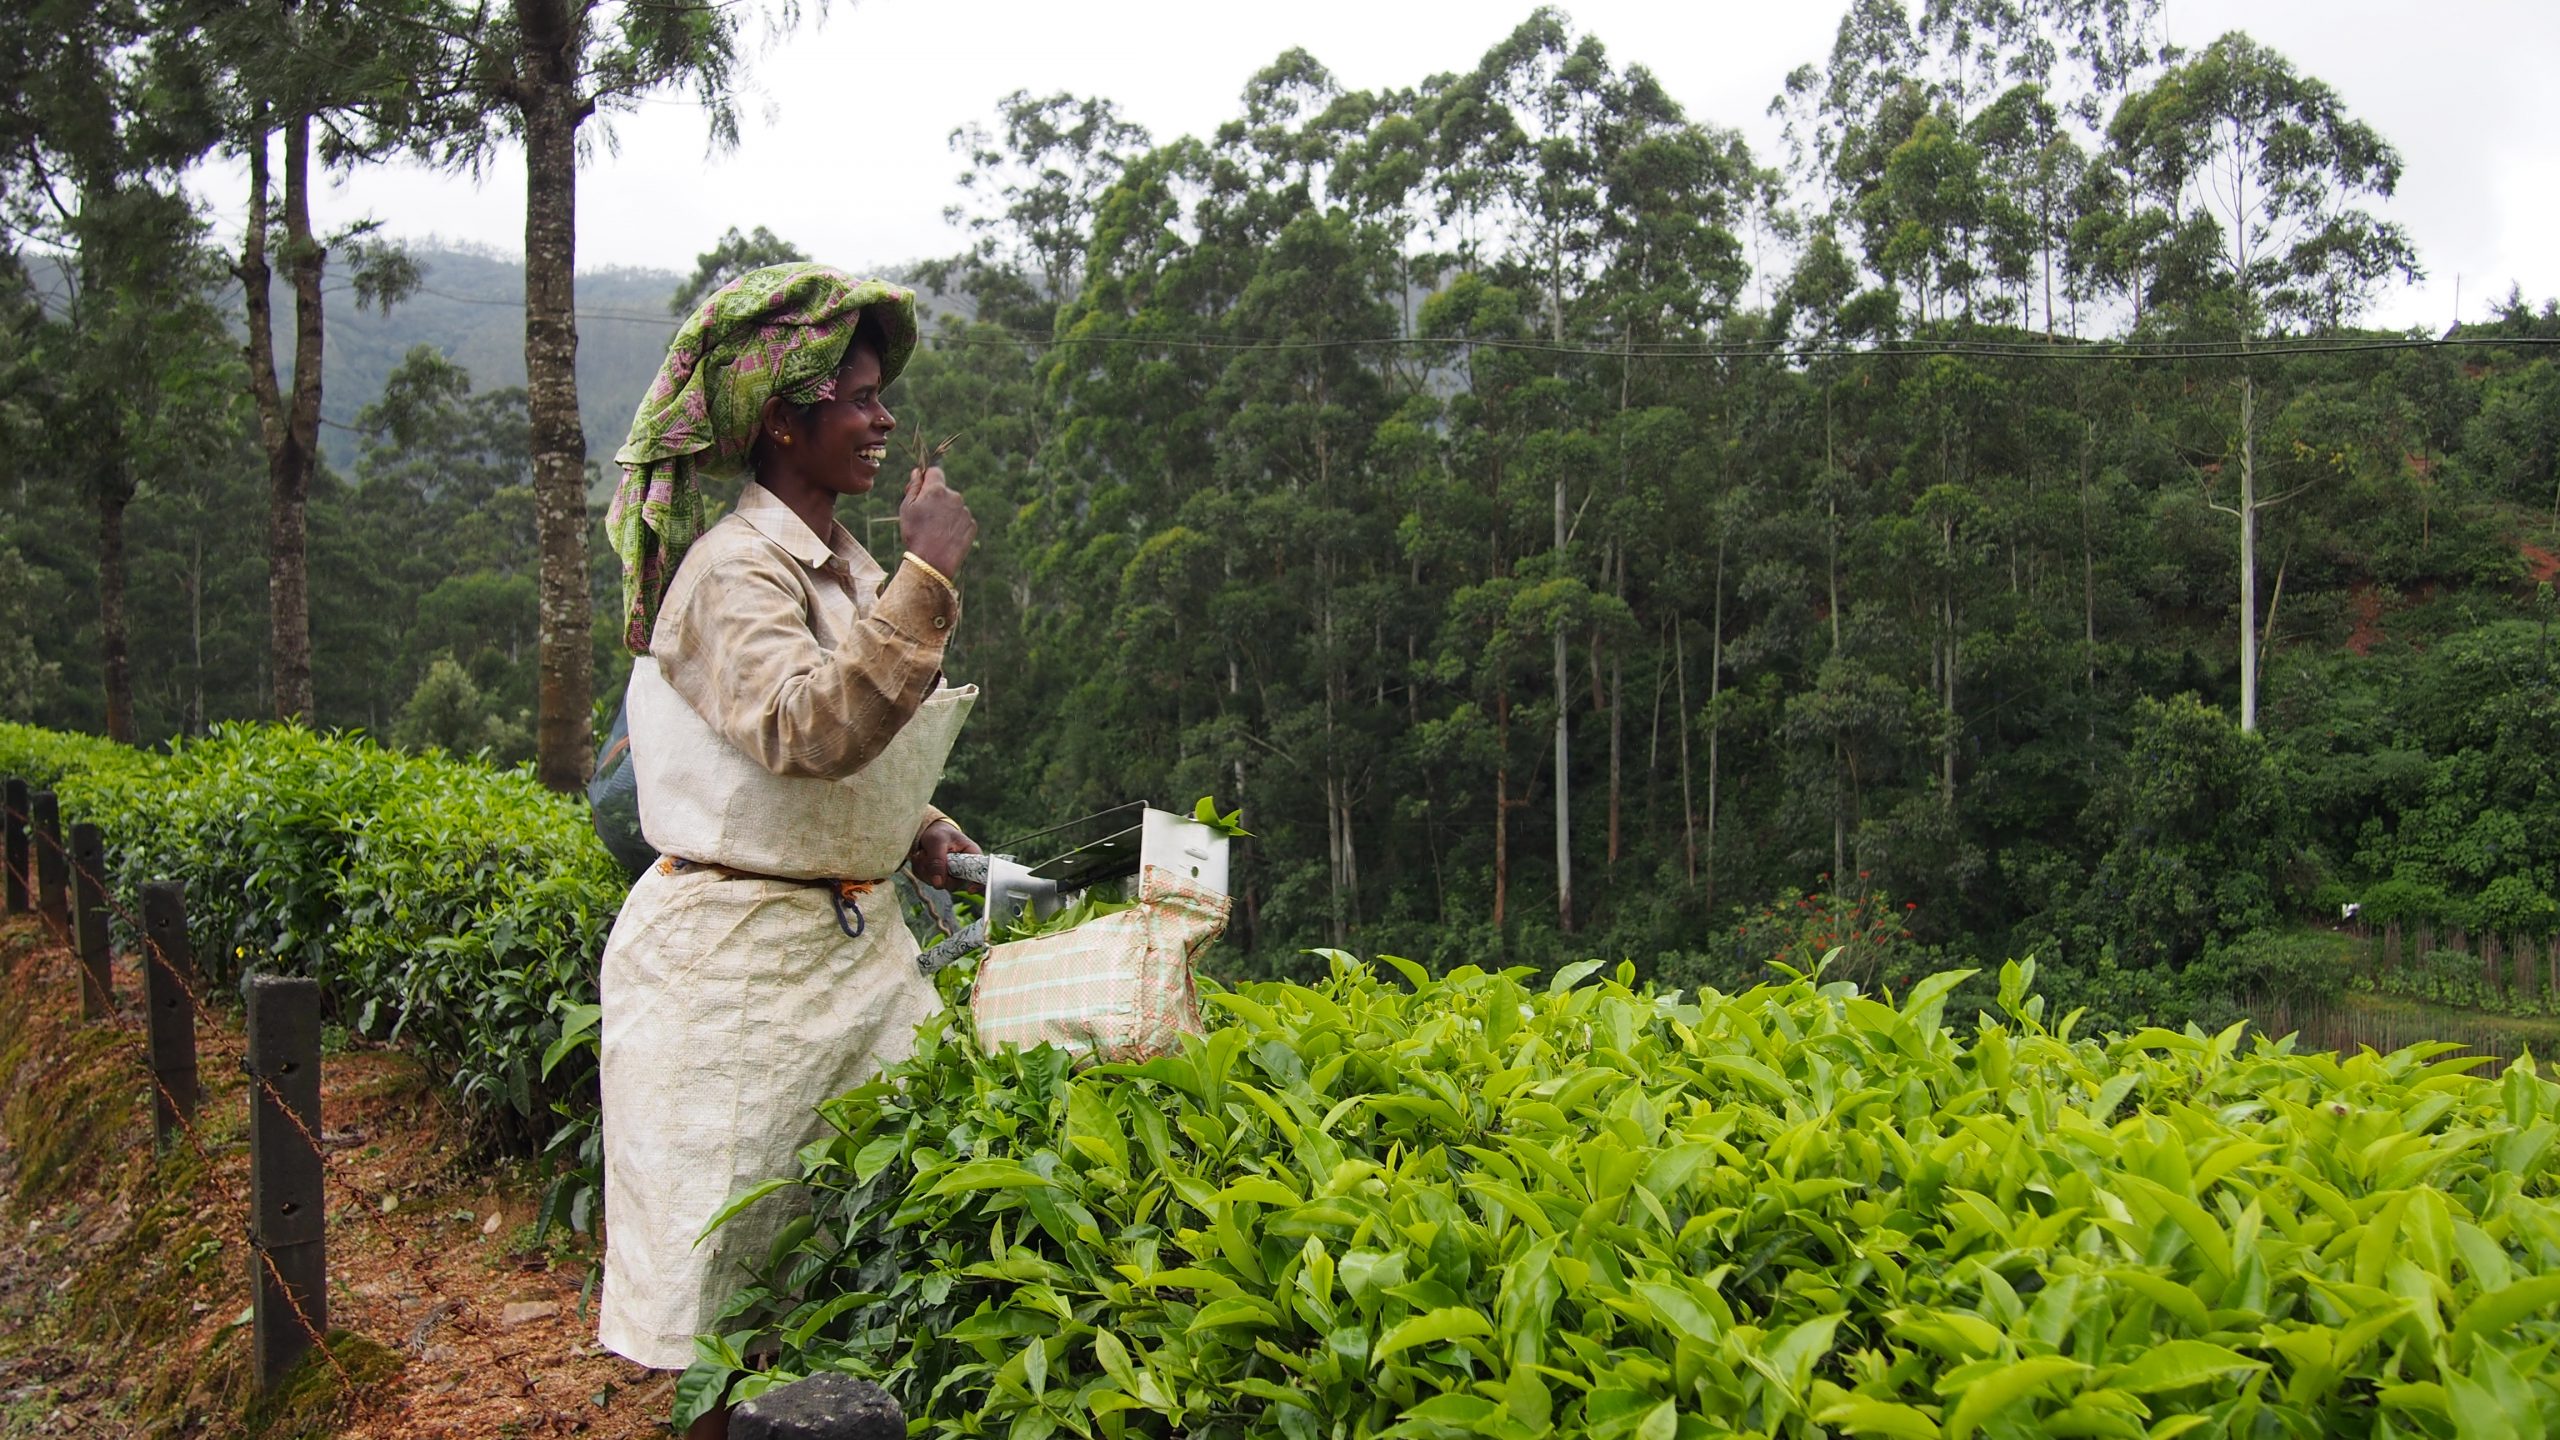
[0,721,621,1215]
[694,956,2560,1437]
[0,722,148,790]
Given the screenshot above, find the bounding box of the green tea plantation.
[691,957,2560,1438]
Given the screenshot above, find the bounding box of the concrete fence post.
[31,790,64,939]
[141,882,200,1145]
[245,974,327,1389]
[2,776,26,913]
[70,822,112,1020]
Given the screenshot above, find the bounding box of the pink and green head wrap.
[608,262,919,654]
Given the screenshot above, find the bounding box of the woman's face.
[784,341,896,498]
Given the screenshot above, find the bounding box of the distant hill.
[307,245,686,469]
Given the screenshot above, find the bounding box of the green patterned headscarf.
[609,263,918,654]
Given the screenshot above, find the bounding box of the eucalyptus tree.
[667,225,806,316]
[1414,271,1543,933]
[938,91,1151,330]
[2110,31,2418,729]
[1586,97,1752,868]
[1199,53,1409,947]
[1969,81,2081,332]
[0,0,230,741]
[1439,9,1647,933]
[2463,333,2560,523]
[1890,355,2003,807]
[318,345,540,732]
[406,0,827,790]
[178,0,447,722]
[0,260,60,720]
[18,199,234,744]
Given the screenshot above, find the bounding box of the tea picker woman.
[595,263,979,1437]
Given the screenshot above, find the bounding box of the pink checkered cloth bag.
[970,864,1230,1064]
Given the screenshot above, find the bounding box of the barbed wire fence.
[1,774,900,1437]
[0,779,563,1419]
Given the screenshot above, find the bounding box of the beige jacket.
[635,483,964,870]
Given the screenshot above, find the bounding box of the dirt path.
[2345,581,2386,656]
[0,917,675,1439]
[2337,535,2556,659]
[2523,539,2560,586]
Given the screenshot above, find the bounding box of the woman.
[594,263,979,1434]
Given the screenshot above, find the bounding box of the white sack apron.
[596,677,972,1369]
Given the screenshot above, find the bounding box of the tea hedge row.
[0,721,620,1216]
[697,957,2560,1438]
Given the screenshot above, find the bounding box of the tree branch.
[1239,727,1302,771]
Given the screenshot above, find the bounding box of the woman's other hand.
[900,465,977,580]
[908,818,982,892]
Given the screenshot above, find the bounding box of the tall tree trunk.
[1321,575,1351,948]
[1494,685,1512,930]
[1608,552,1624,871]
[237,110,323,723]
[1943,589,1958,805]
[521,8,595,791]
[272,111,324,722]
[2081,412,2097,712]
[1705,529,1725,907]
[1825,394,1842,655]
[2261,539,2291,656]
[239,112,279,471]
[1941,517,1958,806]
[1552,470,1572,933]
[1229,653,1252,953]
[1825,392,1845,876]
[1645,618,1668,841]
[1607,329,1632,872]
[2238,368,2260,731]
[97,472,134,743]
[1339,779,1360,933]
[189,535,206,735]
[1674,620,1695,888]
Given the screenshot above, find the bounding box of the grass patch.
[0,921,405,1438]
[221,1331,406,1440]
[2254,986,2560,1068]
[0,981,141,1208]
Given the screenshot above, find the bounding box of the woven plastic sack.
[588,694,656,880]
[970,865,1229,1064]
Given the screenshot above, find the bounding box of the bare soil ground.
[0,915,677,1439]
[2522,539,2560,586]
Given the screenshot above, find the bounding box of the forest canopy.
[4,0,2558,1028]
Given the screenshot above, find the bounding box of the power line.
[393,283,2560,362]
[930,331,2560,362]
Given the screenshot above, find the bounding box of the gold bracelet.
[902,550,958,595]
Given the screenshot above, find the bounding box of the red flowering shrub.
[1721,876,1925,992]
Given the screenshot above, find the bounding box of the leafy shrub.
[0,721,621,1220]
[2363,947,2560,1020]
[2073,694,2300,968]
[0,721,148,789]
[2187,928,2358,1006]
[1657,879,1931,999]
[691,955,2560,1436]
[2470,875,2560,938]
[2357,876,2456,928]
[393,653,534,765]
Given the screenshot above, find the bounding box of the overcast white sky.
[200,0,2560,331]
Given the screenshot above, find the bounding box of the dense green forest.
[5,1,2559,1029]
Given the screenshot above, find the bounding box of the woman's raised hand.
[908,818,983,892]
[900,465,977,580]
